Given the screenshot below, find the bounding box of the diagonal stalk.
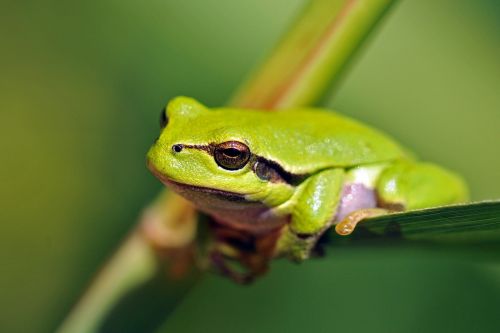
[230,0,397,108]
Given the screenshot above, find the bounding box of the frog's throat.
[178,143,307,185]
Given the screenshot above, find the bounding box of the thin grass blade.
[354,201,500,242]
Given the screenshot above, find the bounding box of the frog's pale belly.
[164,179,289,234]
[335,183,377,221]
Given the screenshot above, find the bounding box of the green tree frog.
[147,97,468,281]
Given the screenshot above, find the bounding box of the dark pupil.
[223,148,241,158]
[159,108,168,128]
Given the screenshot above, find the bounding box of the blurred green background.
[1,1,499,332]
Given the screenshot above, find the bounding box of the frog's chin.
[147,161,288,233]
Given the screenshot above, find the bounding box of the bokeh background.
[1,0,500,332]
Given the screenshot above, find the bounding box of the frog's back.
[199,107,409,174]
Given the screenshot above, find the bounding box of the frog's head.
[147,97,295,208]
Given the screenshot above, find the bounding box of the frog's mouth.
[165,178,251,203]
[147,160,250,203]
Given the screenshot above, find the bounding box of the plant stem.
[230,0,397,108]
[56,233,156,333]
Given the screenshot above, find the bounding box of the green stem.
[56,233,156,333]
[230,0,397,108]
[56,193,201,333]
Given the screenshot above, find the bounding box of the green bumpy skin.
[147,97,468,265]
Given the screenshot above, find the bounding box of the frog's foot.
[335,208,389,236]
[275,226,327,262]
[288,233,320,262]
[208,223,281,283]
[210,249,268,284]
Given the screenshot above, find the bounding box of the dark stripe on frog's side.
[180,144,307,185]
[252,157,307,185]
[182,143,215,154]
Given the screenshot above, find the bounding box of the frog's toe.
[335,208,389,235]
[210,250,269,284]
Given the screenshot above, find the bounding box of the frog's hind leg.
[335,161,468,236]
[376,160,468,211]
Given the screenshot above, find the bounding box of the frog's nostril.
[172,144,183,153]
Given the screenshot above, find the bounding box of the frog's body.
[147,97,468,280]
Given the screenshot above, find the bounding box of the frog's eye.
[159,107,169,128]
[214,141,251,170]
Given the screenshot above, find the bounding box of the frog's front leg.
[277,168,344,261]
